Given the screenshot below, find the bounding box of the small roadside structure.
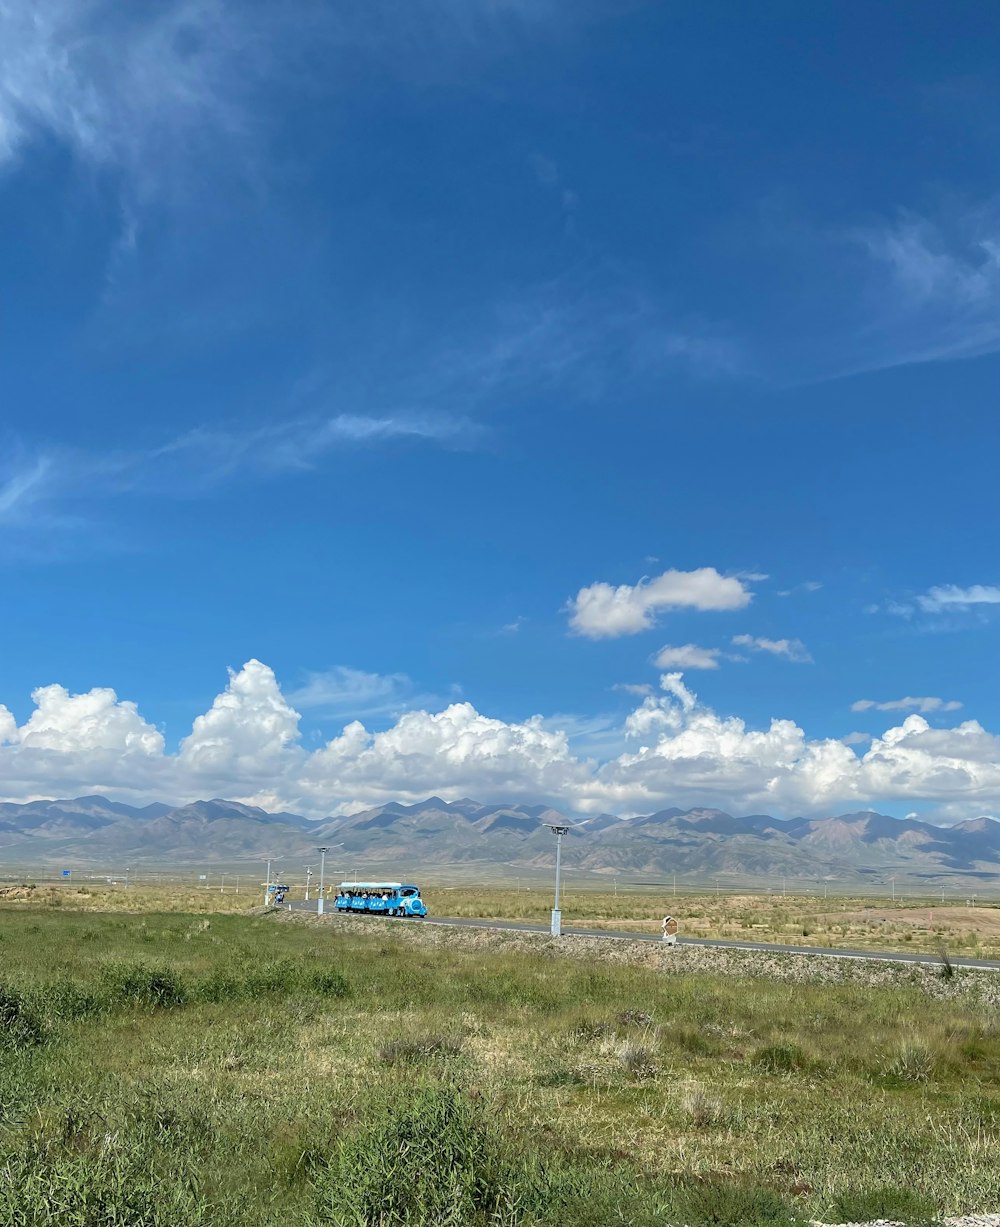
[661,915,679,946]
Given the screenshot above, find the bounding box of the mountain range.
[1,795,1000,886]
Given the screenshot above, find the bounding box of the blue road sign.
[61,870,71,878]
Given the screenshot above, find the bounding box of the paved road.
[285,902,1000,970]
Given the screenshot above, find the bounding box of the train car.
[335,881,427,918]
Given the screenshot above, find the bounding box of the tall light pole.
[263,857,281,907]
[317,847,328,915]
[549,825,569,937]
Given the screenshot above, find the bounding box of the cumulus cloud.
[916,584,1000,613]
[852,696,963,714]
[568,567,752,639]
[731,634,812,663]
[653,644,722,670]
[1,659,999,822]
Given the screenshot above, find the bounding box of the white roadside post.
[661,915,679,947]
[549,825,569,937]
[317,847,328,915]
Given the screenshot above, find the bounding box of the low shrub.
[681,1085,724,1128]
[0,1141,211,1226]
[753,1043,807,1074]
[40,977,103,1022]
[832,1184,940,1225]
[669,1177,805,1226]
[101,962,187,1010]
[534,1065,587,1088]
[0,984,47,1049]
[315,1083,515,1225]
[882,1041,934,1084]
[619,1041,657,1080]
[306,969,350,998]
[616,1008,653,1027]
[376,1034,463,1067]
[571,1018,611,1042]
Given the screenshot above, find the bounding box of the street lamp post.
[549,825,569,937]
[304,865,313,902]
[317,847,328,915]
[263,857,281,907]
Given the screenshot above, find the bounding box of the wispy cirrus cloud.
[0,0,586,193]
[854,207,1000,369]
[731,634,812,663]
[916,584,1000,613]
[0,411,476,556]
[287,665,456,721]
[0,455,56,523]
[880,583,1000,621]
[852,696,962,715]
[148,412,480,489]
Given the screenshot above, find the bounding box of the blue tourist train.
[335,881,428,918]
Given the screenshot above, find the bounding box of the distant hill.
[1,795,999,886]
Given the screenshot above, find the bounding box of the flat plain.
[2,889,1000,1225]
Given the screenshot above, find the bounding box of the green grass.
[0,906,997,1224]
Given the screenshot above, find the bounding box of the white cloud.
[0,456,55,523]
[178,660,303,785]
[852,697,963,715]
[653,644,722,670]
[568,567,752,639]
[287,666,447,720]
[15,684,164,755]
[840,732,871,747]
[731,634,812,663]
[149,414,477,488]
[0,0,572,192]
[1,660,999,822]
[777,581,822,597]
[916,584,1000,613]
[612,683,653,698]
[0,412,474,555]
[858,209,1000,367]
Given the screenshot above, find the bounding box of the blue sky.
[0,1,998,820]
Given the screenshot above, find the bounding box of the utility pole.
[263,858,280,907]
[549,825,570,937]
[304,866,313,902]
[317,847,328,915]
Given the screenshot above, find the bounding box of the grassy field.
[7,879,1000,959]
[1,904,999,1225]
